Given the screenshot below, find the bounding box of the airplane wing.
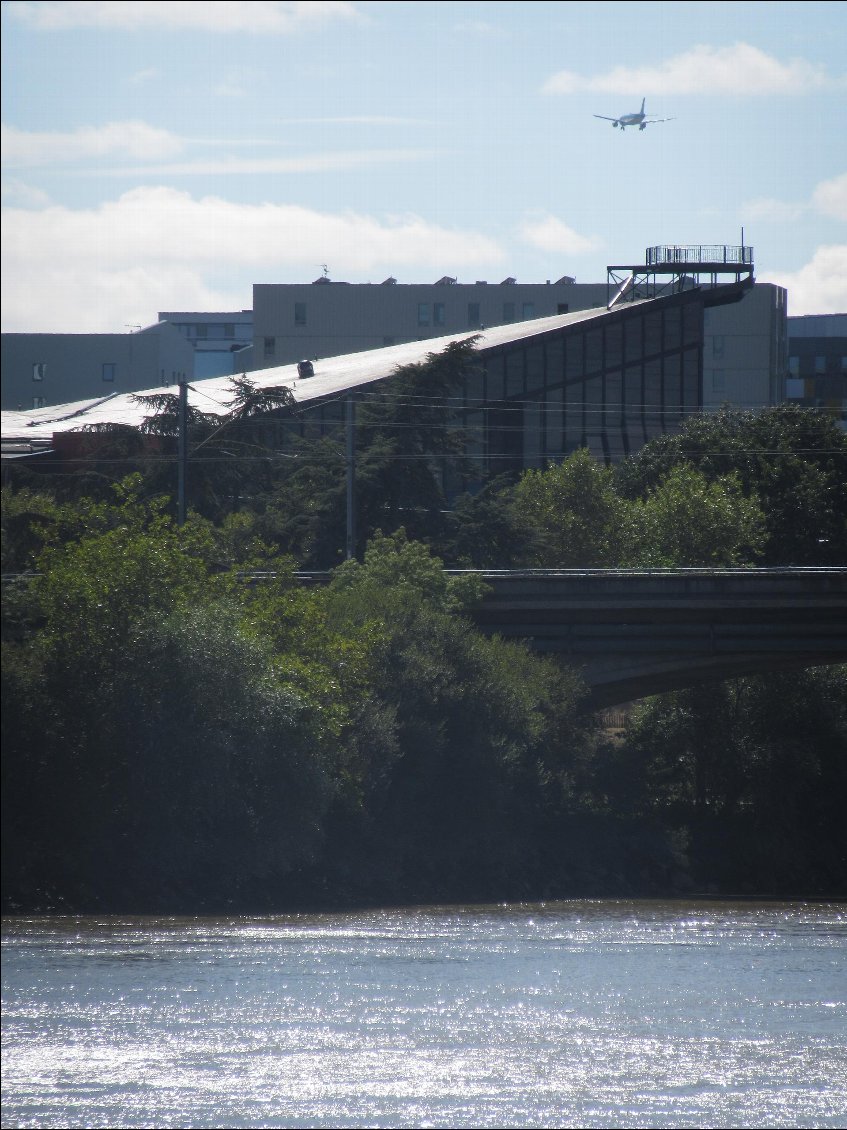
[593,115,620,122]
[644,118,674,124]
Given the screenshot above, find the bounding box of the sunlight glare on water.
[2,900,846,1128]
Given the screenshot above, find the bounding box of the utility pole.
[177,372,188,526]
[345,393,356,559]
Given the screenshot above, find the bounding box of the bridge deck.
[463,568,847,708]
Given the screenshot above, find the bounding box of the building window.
[195,324,207,338]
[468,302,480,327]
[712,335,725,358]
[815,355,826,374]
[503,302,515,323]
[295,303,307,326]
[264,337,276,358]
[433,302,446,327]
[418,303,430,326]
[32,363,46,381]
[522,303,535,320]
[102,363,116,382]
[32,395,46,408]
[788,355,800,375]
[224,323,235,338]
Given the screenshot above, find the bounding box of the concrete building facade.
[702,283,788,411]
[157,310,254,379]
[252,275,787,420]
[252,277,607,368]
[1,322,194,412]
[3,293,715,476]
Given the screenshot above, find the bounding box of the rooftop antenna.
[321,264,329,278]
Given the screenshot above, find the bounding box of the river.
[2,900,845,1129]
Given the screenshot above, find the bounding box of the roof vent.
[381,276,398,285]
[500,276,517,285]
[435,275,457,285]
[555,275,575,284]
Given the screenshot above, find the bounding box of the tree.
[605,667,847,895]
[509,447,634,566]
[616,405,847,564]
[442,474,541,568]
[319,530,590,902]
[133,376,298,522]
[629,464,767,567]
[254,341,480,568]
[1,482,336,910]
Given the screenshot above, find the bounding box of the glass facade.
[785,316,847,423]
[273,293,706,491]
[461,293,705,476]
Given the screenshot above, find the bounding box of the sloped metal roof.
[1,305,623,450]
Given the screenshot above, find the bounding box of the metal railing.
[646,245,754,266]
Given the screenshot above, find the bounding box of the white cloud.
[215,79,250,99]
[2,265,244,335]
[1,121,184,167]
[0,120,433,176]
[741,172,847,226]
[129,67,160,85]
[7,1,364,34]
[1,187,505,332]
[743,197,808,223]
[812,172,847,222]
[543,42,841,96]
[760,246,847,316]
[517,213,600,256]
[100,149,436,178]
[1,178,51,207]
[454,20,508,39]
[277,116,432,126]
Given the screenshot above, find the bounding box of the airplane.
[593,98,673,131]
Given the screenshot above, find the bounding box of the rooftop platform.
[607,245,755,308]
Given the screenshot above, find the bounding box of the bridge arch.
[464,568,847,709]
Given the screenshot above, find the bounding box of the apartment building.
[1,322,194,411]
[252,275,787,419]
[252,276,606,367]
[157,310,254,379]
[785,313,847,426]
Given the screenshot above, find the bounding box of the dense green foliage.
[616,404,847,565]
[596,669,847,894]
[3,356,845,911]
[444,403,844,569]
[1,491,593,910]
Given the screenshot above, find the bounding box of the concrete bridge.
[458,567,847,709]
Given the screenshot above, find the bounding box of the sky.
[2,0,845,333]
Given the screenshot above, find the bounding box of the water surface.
[3,900,845,1128]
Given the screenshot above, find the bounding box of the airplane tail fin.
[640,97,645,114]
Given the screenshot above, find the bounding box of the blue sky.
[2,0,845,332]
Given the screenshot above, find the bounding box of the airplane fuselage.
[597,98,658,132]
